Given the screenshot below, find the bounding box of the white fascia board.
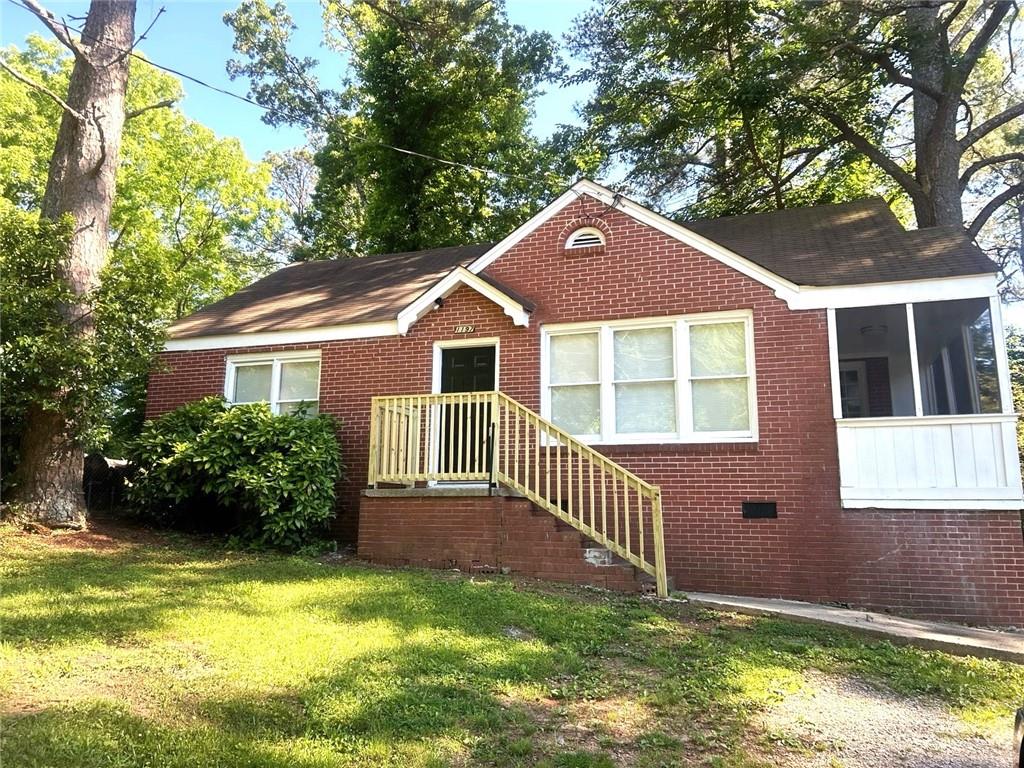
[787,273,999,310]
[163,320,399,352]
[396,266,530,333]
[467,179,802,302]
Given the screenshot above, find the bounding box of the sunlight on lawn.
[1,528,1021,768]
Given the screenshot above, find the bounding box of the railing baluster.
[544,423,551,507]
[576,447,584,530]
[612,467,620,547]
[555,435,562,514]
[599,464,607,540]
[588,459,595,534]
[637,479,645,566]
[566,443,573,522]
[623,473,631,557]
[533,413,540,499]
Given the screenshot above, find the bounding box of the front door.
[439,346,496,476]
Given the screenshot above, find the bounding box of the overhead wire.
[4,0,574,187]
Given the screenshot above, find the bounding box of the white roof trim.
[396,266,531,334]
[164,320,400,352]
[786,273,999,309]
[466,179,801,302]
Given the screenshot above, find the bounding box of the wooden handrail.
[367,391,668,597]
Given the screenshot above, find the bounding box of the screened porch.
[828,297,1023,509]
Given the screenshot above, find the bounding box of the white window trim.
[541,311,758,445]
[224,349,322,415]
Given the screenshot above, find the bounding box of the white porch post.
[989,295,1014,414]
[905,303,924,417]
[826,308,842,419]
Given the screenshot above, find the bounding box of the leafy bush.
[127,397,342,548]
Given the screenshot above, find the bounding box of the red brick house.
[147,180,1024,626]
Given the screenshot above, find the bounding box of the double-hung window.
[543,312,755,443]
[225,351,321,415]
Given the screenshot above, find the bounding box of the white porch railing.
[367,391,668,596]
[836,413,1024,509]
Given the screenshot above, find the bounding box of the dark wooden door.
[439,346,496,475]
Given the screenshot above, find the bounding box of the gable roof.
[168,243,494,339]
[685,199,998,286]
[165,180,1000,350]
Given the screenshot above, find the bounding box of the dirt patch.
[5,515,177,552]
[756,670,1012,768]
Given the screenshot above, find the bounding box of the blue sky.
[1,0,593,159]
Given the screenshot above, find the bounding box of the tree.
[569,0,1023,240]
[0,0,138,526]
[2,35,285,456]
[225,0,586,257]
[267,147,319,261]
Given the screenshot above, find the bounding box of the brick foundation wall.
[358,494,652,592]
[147,195,1024,625]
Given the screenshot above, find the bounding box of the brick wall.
[147,195,1024,625]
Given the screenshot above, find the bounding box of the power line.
[5,0,565,186]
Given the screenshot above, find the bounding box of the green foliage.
[0,209,167,489]
[127,397,342,548]
[1,35,285,451]
[567,0,890,219]
[1005,328,1024,462]
[226,0,593,258]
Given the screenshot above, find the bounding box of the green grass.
[1,525,1021,767]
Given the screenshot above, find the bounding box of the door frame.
[431,337,501,394]
[428,338,500,484]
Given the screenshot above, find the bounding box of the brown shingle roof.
[168,243,494,339]
[169,198,998,340]
[686,198,997,286]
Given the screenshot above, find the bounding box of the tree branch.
[0,55,85,121]
[125,98,176,120]
[17,0,85,56]
[811,102,926,201]
[957,0,1012,80]
[959,152,1024,188]
[967,181,1024,238]
[960,100,1024,148]
[837,41,944,100]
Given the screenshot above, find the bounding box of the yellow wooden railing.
[367,391,668,597]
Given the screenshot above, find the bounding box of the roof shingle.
[168,243,493,339]
[685,198,997,286]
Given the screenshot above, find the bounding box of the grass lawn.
[1,522,1021,768]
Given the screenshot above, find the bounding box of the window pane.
[913,298,1000,415]
[692,378,749,431]
[615,381,676,433]
[690,322,746,377]
[233,364,272,403]
[550,333,599,384]
[280,401,319,417]
[614,327,673,380]
[280,360,320,401]
[551,385,600,434]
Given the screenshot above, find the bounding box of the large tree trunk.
[11,0,136,528]
[905,4,965,229]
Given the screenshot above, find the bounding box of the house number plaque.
[454,324,475,333]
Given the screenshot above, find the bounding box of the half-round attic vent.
[565,226,606,249]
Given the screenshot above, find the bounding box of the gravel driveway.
[759,671,1013,768]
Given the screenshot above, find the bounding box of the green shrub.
[127,397,343,548]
